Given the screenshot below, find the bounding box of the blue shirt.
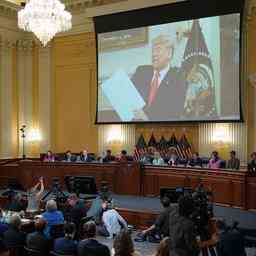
[54,237,77,255]
[42,210,64,238]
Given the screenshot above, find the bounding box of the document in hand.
[101,70,146,121]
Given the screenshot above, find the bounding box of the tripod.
[42,183,67,202]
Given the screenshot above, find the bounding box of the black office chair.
[50,224,64,239]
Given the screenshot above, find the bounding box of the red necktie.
[148,71,160,106]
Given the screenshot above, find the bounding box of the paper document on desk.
[101,69,145,121]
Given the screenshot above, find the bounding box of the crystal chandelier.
[18,0,72,47]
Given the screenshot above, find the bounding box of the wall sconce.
[212,124,231,144]
[27,128,42,142]
[107,125,123,144]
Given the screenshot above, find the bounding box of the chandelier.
[18,0,72,47]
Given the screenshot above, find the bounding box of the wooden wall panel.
[51,33,98,153]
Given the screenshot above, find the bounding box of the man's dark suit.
[26,231,51,254]
[131,65,187,121]
[3,226,26,248]
[78,239,110,256]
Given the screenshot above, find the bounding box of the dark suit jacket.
[131,65,187,121]
[3,226,26,248]
[54,237,77,255]
[216,230,246,256]
[26,231,51,254]
[78,239,110,256]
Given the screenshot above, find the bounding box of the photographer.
[169,195,200,256]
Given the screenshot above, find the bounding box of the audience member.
[152,152,165,166]
[54,222,77,255]
[27,177,44,212]
[188,152,202,167]
[42,200,64,238]
[43,150,55,162]
[3,213,26,249]
[112,230,141,256]
[215,219,246,256]
[248,152,256,171]
[77,150,94,162]
[227,150,240,170]
[138,197,175,242]
[169,195,200,256]
[63,150,76,162]
[155,237,170,256]
[208,151,221,169]
[5,193,25,212]
[103,150,116,163]
[167,148,179,166]
[67,194,87,227]
[99,200,127,238]
[78,221,110,256]
[0,210,8,237]
[26,218,51,254]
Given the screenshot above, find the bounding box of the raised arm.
[35,177,44,200]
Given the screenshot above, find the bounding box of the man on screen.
[131,34,187,121]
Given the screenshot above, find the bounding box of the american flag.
[133,134,147,161]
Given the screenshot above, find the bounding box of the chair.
[8,247,23,256]
[23,247,44,256]
[50,224,64,239]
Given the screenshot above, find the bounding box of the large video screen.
[96,13,241,123]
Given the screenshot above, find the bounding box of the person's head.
[34,218,47,232]
[168,148,177,156]
[154,151,161,160]
[215,219,228,235]
[251,152,256,160]
[211,151,219,160]
[155,237,170,256]
[64,222,76,239]
[101,199,110,211]
[66,150,72,158]
[193,152,199,159]
[113,230,134,256]
[178,195,195,218]
[9,213,22,229]
[46,199,57,212]
[152,34,174,71]
[83,221,96,239]
[160,196,171,208]
[121,150,127,156]
[47,150,53,157]
[68,193,78,207]
[230,150,236,159]
[81,150,87,156]
[106,149,112,156]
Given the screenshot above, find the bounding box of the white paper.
[101,69,146,121]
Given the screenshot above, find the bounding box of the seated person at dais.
[27,177,44,212]
[98,200,127,238]
[78,221,110,256]
[112,230,141,256]
[248,152,256,171]
[26,218,51,254]
[139,151,153,164]
[116,150,129,162]
[76,149,94,162]
[63,150,76,162]
[188,152,202,167]
[227,150,240,170]
[102,149,116,163]
[54,222,77,255]
[3,213,26,249]
[166,148,179,166]
[137,197,175,242]
[43,150,55,162]
[42,199,64,238]
[208,151,222,169]
[152,152,165,166]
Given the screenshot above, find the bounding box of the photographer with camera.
[169,195,200,256]
[27,177,44,212]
